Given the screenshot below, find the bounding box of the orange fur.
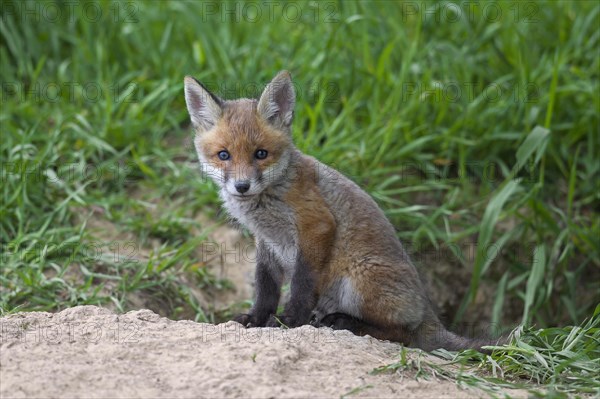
[284,156,336,294]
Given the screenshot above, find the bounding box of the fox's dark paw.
[316,312,360,330]
[233,313,268,327]
[266,314,303,328]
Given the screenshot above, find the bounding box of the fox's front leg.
[266,253,317,328]
[266,179,336,328]
[234,241,282,327]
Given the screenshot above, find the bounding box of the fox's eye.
[218,150,230,161]
[255,149,268,160]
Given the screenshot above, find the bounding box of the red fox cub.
[184,71,498,351]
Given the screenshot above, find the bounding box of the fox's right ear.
[184,76,222,131]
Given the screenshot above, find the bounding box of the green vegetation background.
[1,0,598,333]
[2,0,599,394]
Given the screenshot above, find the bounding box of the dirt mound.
[0,306,525,398]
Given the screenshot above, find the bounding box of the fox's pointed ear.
[184,76,222,131]
[257,71,295,132]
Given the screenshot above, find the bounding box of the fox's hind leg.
[312,312,373,335]
[313,312,414,344]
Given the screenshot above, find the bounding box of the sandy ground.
[0,306,531,399]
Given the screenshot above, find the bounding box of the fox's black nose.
[235,181,250,194]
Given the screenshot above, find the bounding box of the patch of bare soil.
[0,306,530,398]
[192,215,255,313]
[70,199,255,319]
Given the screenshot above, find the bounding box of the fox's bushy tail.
[412,318,507,353]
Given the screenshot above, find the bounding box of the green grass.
[1,0,599,394]
[374,304,600,396]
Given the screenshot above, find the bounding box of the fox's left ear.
[257,70,295,132]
